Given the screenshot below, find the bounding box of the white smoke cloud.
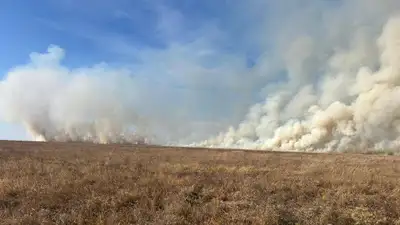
[0,46,150,143]
[196,1,400,152]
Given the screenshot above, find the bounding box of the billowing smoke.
[0,44,252,145]
[195,2,400,152]
[0,46,153,144]
[2,1,400,152]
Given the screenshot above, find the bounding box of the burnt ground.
[0,140,399,224]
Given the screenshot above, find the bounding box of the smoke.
[2,1,400,152]
[0,46,151,143]
[195,1,400,152]
[0,38,254,145]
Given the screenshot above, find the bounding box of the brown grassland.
[0,140,400,224]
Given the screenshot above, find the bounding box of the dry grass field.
[0,141,400,224]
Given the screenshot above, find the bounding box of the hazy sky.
[0,0,369,142]
[0,0,275,140]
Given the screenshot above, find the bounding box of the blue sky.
[0,0,261,68]
[0,0,354,141]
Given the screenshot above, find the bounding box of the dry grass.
[0,141,400,224]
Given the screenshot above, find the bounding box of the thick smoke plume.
[196,9,400,152]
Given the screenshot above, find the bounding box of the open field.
[0,141,400,224]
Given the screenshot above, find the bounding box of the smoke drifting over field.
[0,47,150,144]
[2,1,400,152]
